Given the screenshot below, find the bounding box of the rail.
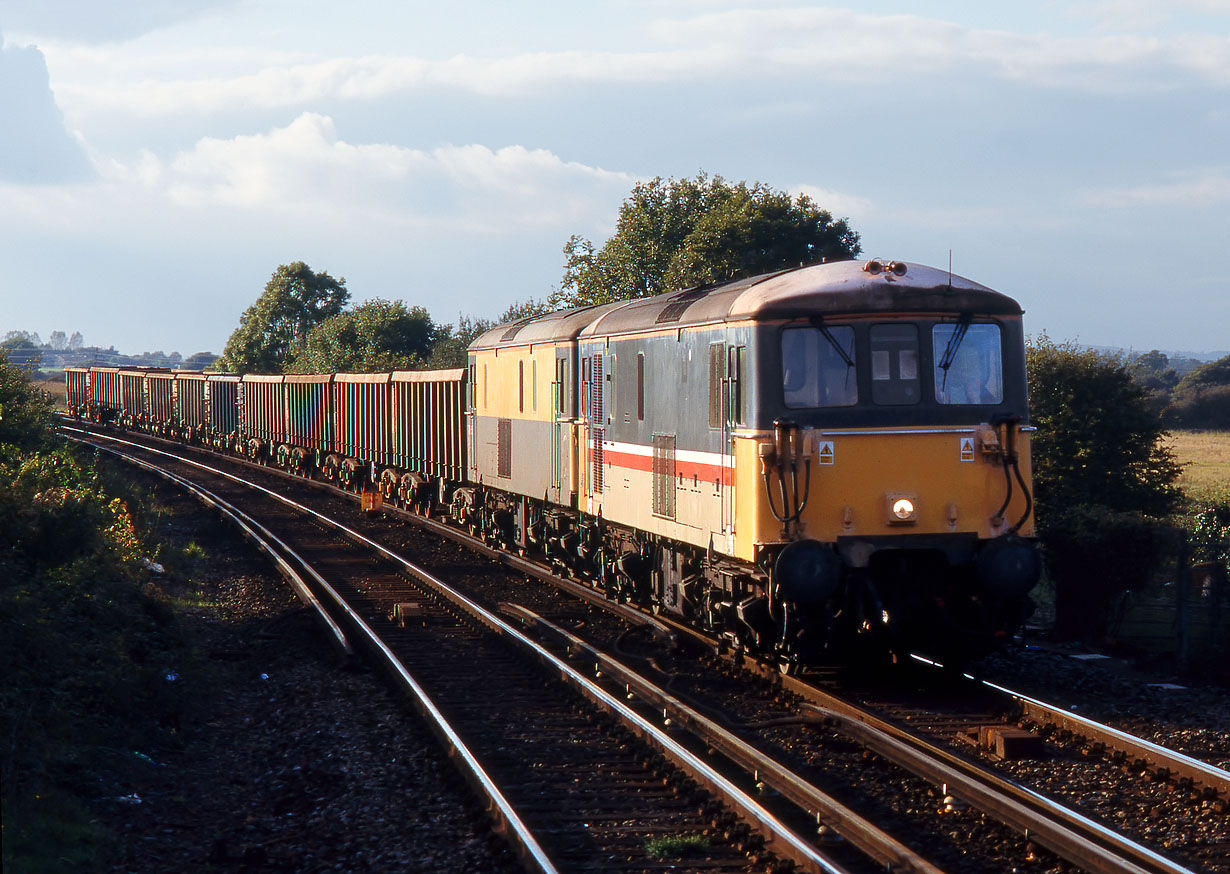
[63,428,562,874]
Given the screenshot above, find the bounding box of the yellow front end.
[732,425,1034,559]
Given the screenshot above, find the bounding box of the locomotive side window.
[869,324,920,405]
[782,326,856,408]
[933,323,1003,404]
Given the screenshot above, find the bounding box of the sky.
[1,1,1228,358]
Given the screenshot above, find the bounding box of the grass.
[1167,429,1230,502]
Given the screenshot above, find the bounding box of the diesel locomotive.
[68,258,1040,668]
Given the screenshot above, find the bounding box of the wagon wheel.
[399,473,419,508]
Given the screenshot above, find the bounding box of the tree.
[0,348,54,450]
[1129,350,1181,416]
[4,330,41,347]
[1029,336,1180,518]
[1026,335,1183,640]
[218,262,349,373]
[424,314,494,369]
[0,338,41,371]
[290,299,437,374]
[1165,353,1230,428]
[552,173,861,308]
[47,331,67,351]
[496,298,551,324]
[183,351,219,371]
[68,332,83,351]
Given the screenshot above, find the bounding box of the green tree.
[183,351,219,371]
[424,314,494,369]
[1026,335,1183,640]
[290,299,437,373]
[496,297,551,324]
[1029,336,1181,517]
[1128,349,1181,416]
[218,262,349,373]
[1165,354,1230,428]
[0,349,54,450]
[553,173,861,308]
[0,338,42,372]
[1173,354,1230,393]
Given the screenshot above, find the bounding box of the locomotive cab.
[734,261,1040,665]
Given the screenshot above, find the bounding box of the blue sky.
[2,1,1228,357]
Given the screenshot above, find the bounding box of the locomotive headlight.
[887,494,918,524]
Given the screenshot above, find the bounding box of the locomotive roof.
[470,300,625,350]
[470,260,1022,351]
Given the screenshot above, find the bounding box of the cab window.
[869,324,920,405]
[933,323,1003,404]
[782,326,857,408]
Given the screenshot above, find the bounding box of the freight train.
[68,258,1040,668]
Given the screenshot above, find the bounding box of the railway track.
[67,428,851,872]
[65,422,1228,873]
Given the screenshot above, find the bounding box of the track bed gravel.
[97,472,515,874]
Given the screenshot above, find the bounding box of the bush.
[1164,385,1230,429]
[1,363,188,872]
[1041,505,1173,641]
[1027,336,1181,519]
[0,352,55,451]
[1026,337,1184,639]
[1187,497,1230,568]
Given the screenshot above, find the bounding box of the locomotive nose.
[976,535,1041,600]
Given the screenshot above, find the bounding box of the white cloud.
[5,113,635,235]
[1080,167,1230,207]
[46,8,1230,124]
